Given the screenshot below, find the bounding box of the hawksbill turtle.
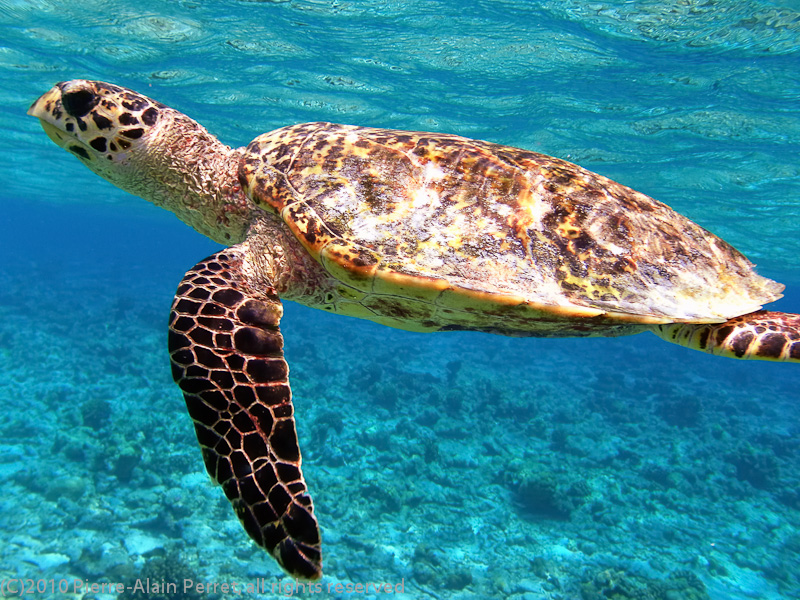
[29,80,800,579]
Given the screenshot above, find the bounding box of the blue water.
[2,1,799,599]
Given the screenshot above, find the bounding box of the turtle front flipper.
[168,249,322,579]
[654,310,800,362]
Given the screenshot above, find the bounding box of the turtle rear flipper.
[654,310,800,362]
[168,249,322,579]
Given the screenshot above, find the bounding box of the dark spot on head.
[76,118,87,132]
[118,112,139,126]
[62,88,98,118]
[118,139,131,150]
[142,107,159,126]
[92,113,113,130]
[109,141,118,152]
[65,122,74,132]
[121,128,144,139]
[121,98,147,111]
[69,145,91,160]
[89,137,107,152]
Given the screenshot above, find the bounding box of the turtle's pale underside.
[29,80,799,579]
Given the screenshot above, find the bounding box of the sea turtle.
[29,80,799,579]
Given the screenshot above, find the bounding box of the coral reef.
[118,552,209,600]
[580,568,709,600]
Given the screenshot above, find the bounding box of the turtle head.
[29,80,253,244]
[28,80,166,185]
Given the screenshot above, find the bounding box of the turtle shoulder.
[240,122,783,333]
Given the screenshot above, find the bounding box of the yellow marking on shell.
[435,287,530,311]
[557,222,582,239]
[447,237,464,250]
[319,241,381,291]
[279,202,338,259]
[301,163,327,176]
[441,291,612,321]
[610,312,672,324]
[372,269,450,302]
[504,187,543,256]
[567,275,622,306]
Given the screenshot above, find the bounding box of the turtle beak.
[27,85,60,119]
[28,84,70,146]
[28,84,64,121]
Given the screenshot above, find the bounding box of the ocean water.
[1,1,799,599]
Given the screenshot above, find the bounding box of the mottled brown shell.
[239,122,783,335]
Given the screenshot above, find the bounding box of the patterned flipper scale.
[655,310,800,362]
[167,249,322,579]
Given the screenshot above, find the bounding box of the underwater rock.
[22,551,70,570]
[118,553,208,600]
[726,443,780,490]
[506,464,592,519]
[123,532,165,557]
[93,542,136,581]
[412,544,473,591]
[113,445,142,482]
[81,396,113,430]
[641,462,679,488]
[43,475,89,502]
[657,394,703,428]
[580,567,710,600]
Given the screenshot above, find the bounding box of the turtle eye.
[62,88,98,118]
